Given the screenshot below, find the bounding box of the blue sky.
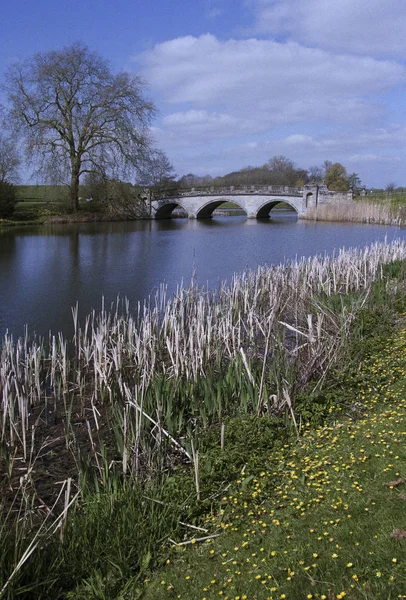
[1,0,406,187]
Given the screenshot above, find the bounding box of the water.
[0,213,404,339]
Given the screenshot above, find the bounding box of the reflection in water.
[0,214,404,339]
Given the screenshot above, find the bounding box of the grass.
[142,311,406,600]
[7,185,106,224]
[16,185,69,203]
[1,243,406,598]
[368,191,406,211]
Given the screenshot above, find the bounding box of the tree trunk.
[69,166,80,212]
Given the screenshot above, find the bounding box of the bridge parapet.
[152,184,304,200]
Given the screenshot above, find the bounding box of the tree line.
[177,157,362,193]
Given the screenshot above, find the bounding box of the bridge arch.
[155,201,188,219]
[256,199,298,219]
[195,198,247,219]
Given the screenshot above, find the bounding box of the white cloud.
[247,0,406,57]
[348,154,401,163]
[136,34,405,120]
[136,34,404,147]
[279,126,406,154]
[163,109,236,129]
[284,134,315,145]
[138,34,404,108]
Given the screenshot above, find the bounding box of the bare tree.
[308,165,324,184]
[265,155,296,173]
[0,134,21,183]
[105,180,150,219]
[137,150,176,188]
[5,43,156,211]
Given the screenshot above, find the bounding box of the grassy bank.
[369,191,406,212]
[1,242,406,598]
[144,322,406,599]
[6,185,110,225]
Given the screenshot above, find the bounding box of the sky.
[1,0,406,187]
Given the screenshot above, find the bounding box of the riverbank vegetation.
[303,200,405,226]
[1,240,406,598]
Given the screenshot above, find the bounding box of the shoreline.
[1,211,404,228]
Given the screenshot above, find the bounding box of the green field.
[362,191,406,212]
[16,185,69,203]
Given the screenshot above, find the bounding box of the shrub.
[0,180,17,218]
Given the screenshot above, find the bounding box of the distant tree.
[385,182,396,193]
[263,155,306,186]
[0,180,17,218]
[323,160,333,173]
[138,150,176,188]
[0,134,21,183]
[346,172,362,192]
[295,169,309,186]
[6,42,156,212]
[200,175,214,186]
[265,155,295,173]
[324,162,349,191]
[308,165,325,184]
[105,180,149,219]
[178,173,207,187]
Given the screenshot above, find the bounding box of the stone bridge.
[148,184,352,219]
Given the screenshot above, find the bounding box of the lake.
[1,213,404,339]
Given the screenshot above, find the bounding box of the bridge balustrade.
[152,184,304,200]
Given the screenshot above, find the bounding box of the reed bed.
[303,200,404,225]
[1,239,405,497]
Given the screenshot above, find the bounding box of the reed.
[303,200,403,225]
